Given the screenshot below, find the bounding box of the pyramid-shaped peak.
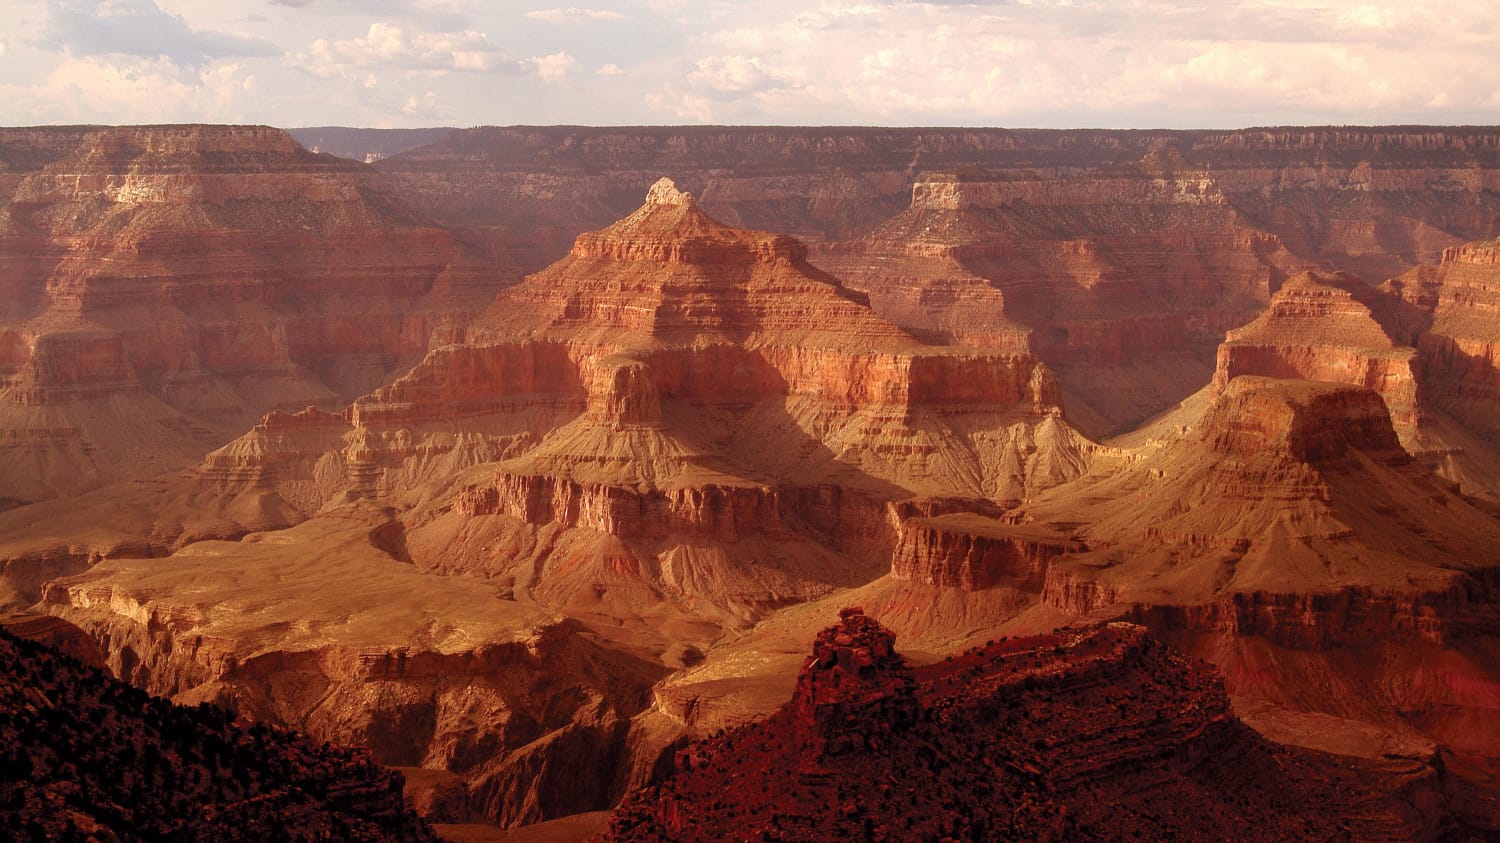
[645,176,694,207]
[569,176,804,265]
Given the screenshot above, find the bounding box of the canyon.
[0,125,501,509]
[2,124,1500,839]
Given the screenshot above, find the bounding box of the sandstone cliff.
[184,179,1092,627]
[1386,237,1500,439]
[815,163,1303,435]
[35,505,667,828]
[0,125,504,505]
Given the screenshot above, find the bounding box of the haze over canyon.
[2,123,1500,841]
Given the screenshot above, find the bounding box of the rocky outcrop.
[174,180,1092,623]
[0,627,438,841]
[34,508,666,829]
[1214,271,1421,432]
[0,125,504,505]
[603,614,1443,842]
[889,514,1082,591]
[1387,237,1500,438]
[813,163,1303,436]
[789,608,919,760]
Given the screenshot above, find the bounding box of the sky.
[0,0,1496,129]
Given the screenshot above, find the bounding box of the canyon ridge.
[3,124,1500,840]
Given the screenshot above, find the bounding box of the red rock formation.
[1027,376,1499,613]
[373,126,1500,438]
[0,125,505,505]
[1214,265,1500,500]
[889,514,1082,591]
[2,180,1100,833]
[376,126,1500,274]
[602,612,1449,842]
[814,163,1304,436]
[1387,237,1500,439]
[34,506,667,829]
[1008,376,1500,818]
[1214,271,1419,428]
[179,179,1090,622]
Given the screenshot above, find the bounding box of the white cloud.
[637,0,1500,126]
[596,63,625,76]
[293,22,521,76]
[0,54,259,124]
[401,90,443,118]
[687,55,781,96]
[525,8,629,23]
[530,50,579,83]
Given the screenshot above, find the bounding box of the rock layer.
[0,125,501,505]
[187,180,1091,624]
[813,164,1302,435]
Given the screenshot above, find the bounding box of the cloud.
[686,55,782,97]
[43,0,279,67]
[269,0,314,7]
[637,0,1500,126]
[293,22,522,76]
[531,51,579,83]
[596,63,624,76]
[401,90,443,118]
[0,54,261,123]
[525,7,629,23]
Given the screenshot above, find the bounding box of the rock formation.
[998,375,1500,828]
[376,126,1500,277]
[35,504,667,829]
[0,125,504,506]
[814,163,1303,435]
[602,611,1449,842]
[1210,265,1500,499]
[0,626,438,841]
[181,178,1091,626]
[1387,237,1500,438]
[2,179,1102,830]
[1027,376,1500,617]
[1213,271,1419,429]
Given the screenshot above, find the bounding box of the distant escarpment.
[603,611,1446,842]
[0,626,437,841]
[815,162,1301,435]
[377,126,1500,274]
[0,125,504,505]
